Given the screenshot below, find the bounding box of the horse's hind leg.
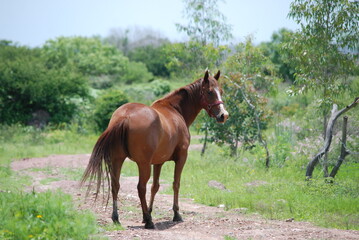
[137,162,154,229]
[172,152,187,222]
[111,153,125,224]
[148,163,163,215]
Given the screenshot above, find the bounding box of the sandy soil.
[11,154,359,240]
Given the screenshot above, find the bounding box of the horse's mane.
[153,78,202,107]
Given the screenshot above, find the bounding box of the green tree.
[42,37,128,76]
[93,89,129,131]
[286,0,359,177]
[176,0,233,46]
[286,0,359,128]
[42,37,153,87]
[164,41,229,77]
[0,43,88,125]
[260,28,296,82]
[128,45,170,77]
[201,39,274,162]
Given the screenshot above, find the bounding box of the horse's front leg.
[172,151,187,222]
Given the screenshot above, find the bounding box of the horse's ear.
[214,70,220,81]
[203,70,209,85]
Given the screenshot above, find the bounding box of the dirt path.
[11,154,359,240]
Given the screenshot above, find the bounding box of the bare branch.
[306,97,359,178]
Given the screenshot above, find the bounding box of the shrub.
[150,79,171,97]
[0,43,89,125]
[117,61,153,84]
[93,89,129,131]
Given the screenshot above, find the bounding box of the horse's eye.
[207,90,213,96]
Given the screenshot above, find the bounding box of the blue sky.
[0,0,299,47]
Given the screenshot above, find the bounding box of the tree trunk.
[228,78,271,167]
[323,152,329,177]
[322,112,329,177]
[201,125,208,156]
[329,116,349,178]
[306,97,359,179]
[230,137,239,157]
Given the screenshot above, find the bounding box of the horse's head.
[200,70,229,123]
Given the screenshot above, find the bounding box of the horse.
[81,70,229,229]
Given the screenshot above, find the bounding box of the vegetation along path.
[11,154,359,240]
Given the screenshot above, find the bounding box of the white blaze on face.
[214,87,229,118]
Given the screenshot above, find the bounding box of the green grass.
[0,190,97,240]
[0,119,358,234]
[0,125,102,239]
[164,146,359,230]
[116,131,359,230]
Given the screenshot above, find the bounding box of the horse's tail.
[81,117,129,201]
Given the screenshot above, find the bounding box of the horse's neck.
[154,81,203,127]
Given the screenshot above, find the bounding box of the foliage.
[0,191,97,240]
[176,0,233,46]
[120,61,154,84]
[93,89,129,131]
[105,26,170,56]
[199,39,275,157]
[128,44,170,77]
[123,79,171,105]
[205,73,271,156]
[285,0,359,114]
[150,79,171,97]
[42,36,128,77]
[225,38,280,92]
[42,36,153,88]
[0,43,89,125]
[164,41,229,77]
[259,28,296,82]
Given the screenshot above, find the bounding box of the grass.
[0,125,102,239]
[0,190,97,240]
[0,113,358,235]
[162,145,359,230]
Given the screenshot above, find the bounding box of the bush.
[93,89,129,131]
[128,45,171,77]
[0,43,89,125]
[117,61,153,84]
[150,79,171,97]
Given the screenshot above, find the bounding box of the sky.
[0,0,299,47]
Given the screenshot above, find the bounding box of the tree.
[176,0,233,46]
[42,36,153,87]
[286,0,359,132]
[286,0,359,177]
[201,39,274,162]
[105,26,169,56]
[260,28,296,82]
[0,43,88,125]
[93,89,129,131]
[42,37,128,76]
[163,41,229,77]
[128,45,170,77]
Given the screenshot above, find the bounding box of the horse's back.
[108,102,188,164]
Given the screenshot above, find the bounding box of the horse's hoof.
[145,221,155,229]
[112,214,120,224]
[173,213,183,222]
[112,219,121,225]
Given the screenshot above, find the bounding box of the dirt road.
[11,154,359,240]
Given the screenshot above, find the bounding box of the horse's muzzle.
[216,110,229,123]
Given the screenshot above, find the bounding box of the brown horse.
[81,70,228,229]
